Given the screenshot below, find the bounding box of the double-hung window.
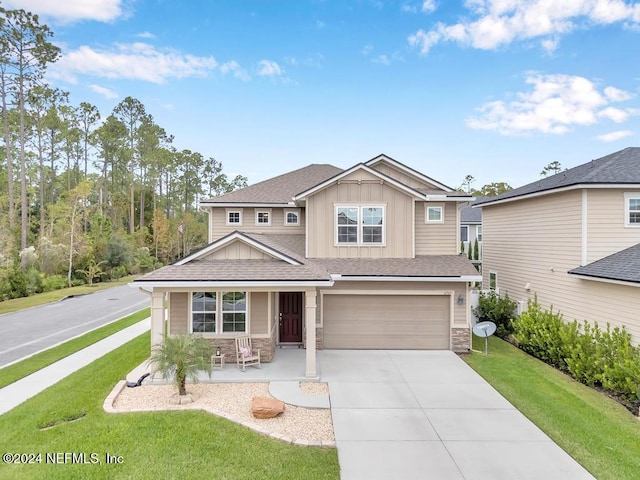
[191,291,247,334]
[336,206,384,245]
[625,193,640,226]
[460,225,469,243]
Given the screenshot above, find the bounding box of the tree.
[1,7,60,250]
[458,174,475,194]
[540,161,563,177]
[149,334,212,396]
[76,259,107,286]
[472,182,512,197]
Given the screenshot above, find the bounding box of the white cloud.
[257,60,282,77]
[466,73,638,136]
[362,44,374,55]
[401,4,418,13]
[48,43,218,84]
[604,85,635,102]
[422,0,437,13]
[596,130,634,141]
[3,0,124,23]
[220,61,250,81]
[372,54,391,65]
[316,20,326,28]
[137,32,156,39]
[409,0,640,54]
[88,84,118,99]
[401,1,437,14]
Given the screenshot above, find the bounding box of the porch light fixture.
[457,294,465,305]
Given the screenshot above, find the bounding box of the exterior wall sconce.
[457,294,465,305]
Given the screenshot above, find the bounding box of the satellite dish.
[472,321,497,355]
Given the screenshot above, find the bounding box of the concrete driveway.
[319,350,594,480]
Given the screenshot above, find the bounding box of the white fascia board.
[132,280,335,289]
[364,155,454,192]
[175,232,301,266]
[330,274,483,283]
[568,273,640,288]
[477,183,640,208]
[294,164,425,200]
[198,202,294,208]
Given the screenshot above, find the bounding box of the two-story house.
[134,154,482,376]
[476,147,640,344]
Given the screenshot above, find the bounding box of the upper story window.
[460,225,469,242]
[226,209,242,226]
[426,205,444,223]
[285,209,300,226]
[336,205,385,245]
[477,226,483,242]
[255,210,271,226]
[625,193,640,226]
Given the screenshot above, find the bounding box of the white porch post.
[305,289,317,378]
[150,290,165,350]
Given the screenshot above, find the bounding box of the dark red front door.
[279,292,303,343]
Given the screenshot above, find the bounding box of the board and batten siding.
[250,292,269,335]
[202,241,278,261]
[586,189,640,264]
[414,202,458,255]
[169,292,189,334]
[306,171,414,258]
[209,207,305,242]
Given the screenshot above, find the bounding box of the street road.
[0,284,149,367]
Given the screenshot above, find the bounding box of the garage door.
[323,294,450,349]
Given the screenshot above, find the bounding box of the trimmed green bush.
[472,290,517,338]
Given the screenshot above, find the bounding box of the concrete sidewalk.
[0,318,150,416]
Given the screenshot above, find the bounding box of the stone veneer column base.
[207,337,275,363]
[315,326,323,350]
[451,327,471,352]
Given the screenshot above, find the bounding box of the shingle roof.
[476,147,640,206]
[461,203,482,224]
[568,243,640,284]
[314,255,480,277]
[201,164,343,204]
[136,234,481,284]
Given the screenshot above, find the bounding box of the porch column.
[150,290,165,350]
[305,289,317,378]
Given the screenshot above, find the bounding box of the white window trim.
[624,192,640,227]
[460,225,469,243]
[335,204,386,246]
[489,271,498,291]
[284,208,300,226]
[190,291,250,336]
[426,204,444,223]
[255,209,272,226]
[226,209,243,226]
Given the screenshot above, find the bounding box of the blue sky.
[7,0,640,190]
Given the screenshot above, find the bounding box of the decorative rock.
[251,396,285,419]
[169,394,194,405]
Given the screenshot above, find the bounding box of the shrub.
[42,274,69,292]
[472,290,517,338]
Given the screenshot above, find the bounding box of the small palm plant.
[149,334,213,396]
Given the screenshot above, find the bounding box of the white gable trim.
[365,154,454,192]
[569,273,640,288]
[175,232,302,266]
[294,163,426,201]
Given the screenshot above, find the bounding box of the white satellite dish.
[472,321,497,355]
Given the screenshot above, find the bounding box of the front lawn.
[0,333,339,480]
[465,336,640,480]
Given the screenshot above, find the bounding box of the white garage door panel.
[323,294,450,349]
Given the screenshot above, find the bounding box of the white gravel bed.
[299,382,329,395]
[115,383,334,443]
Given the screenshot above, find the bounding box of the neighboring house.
[460,200,482,270]
[134,154,482,376]
[475,147,640,343]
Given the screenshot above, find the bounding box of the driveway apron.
[319,350,595,480]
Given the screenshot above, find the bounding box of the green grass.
[0,276,139,315]
[0,332,340,480]
[464,335,640,480]
[0,308,149,389]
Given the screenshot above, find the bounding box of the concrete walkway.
[320,350,595,480]
[0,319,150,416]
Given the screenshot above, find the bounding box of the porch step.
[268,381,330,409]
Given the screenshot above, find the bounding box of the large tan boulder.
[251,396,285,419]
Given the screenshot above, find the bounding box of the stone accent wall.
[451,327,470,352]
[207,336,275,363]
[316,326,324,350]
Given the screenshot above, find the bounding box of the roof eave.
[131,280,335,289]
[567,272,640,288]
[330,274,483,282]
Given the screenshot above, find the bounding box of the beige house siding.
[370,162,446,191]
[586,189,640,264]
[169,292,189,334]
[306,175,414,258]
[250,292,269,335]
[415,202,458,255]
[209,207,306,241]
[202,240,278,260]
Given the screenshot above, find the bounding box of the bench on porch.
[235,336,261,371]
